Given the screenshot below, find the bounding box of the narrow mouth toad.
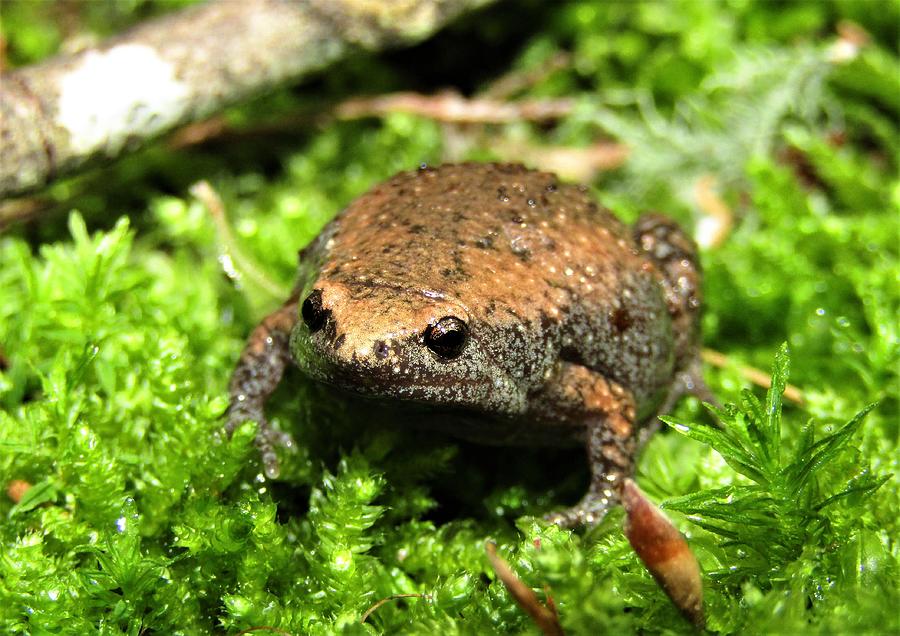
[227,162,710,526]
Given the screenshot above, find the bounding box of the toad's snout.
[291,282,427,377]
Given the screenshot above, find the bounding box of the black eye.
[424,316,468,360]
[301,290,328,333]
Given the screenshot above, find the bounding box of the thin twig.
[360,593,431,624]
[485,542,564,636]
[702,348,805,405]
[168,115,231,149]
[335,91,577,124]
[694,174,733,249]
[490,140,629,182]
[189,181,290,300]
[0,197,55,232]
[482,51,572,100]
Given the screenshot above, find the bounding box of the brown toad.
[227,162,709,526]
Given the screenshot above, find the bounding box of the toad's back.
[302,163,675,414]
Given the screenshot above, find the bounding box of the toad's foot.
[226,402,294,479]
[226,294,299,478]
[533,363,637,528]
[544,482,620,528]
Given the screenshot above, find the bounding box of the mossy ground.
[1,1,897,634]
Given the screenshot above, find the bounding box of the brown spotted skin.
[227,163,705,526]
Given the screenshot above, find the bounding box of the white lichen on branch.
[57,44,189,155]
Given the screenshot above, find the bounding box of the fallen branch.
[0,0,495,200]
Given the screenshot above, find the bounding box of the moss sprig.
[661,344,895,632]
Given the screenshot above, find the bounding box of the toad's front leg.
[533,362,637,527]
[227,294,299,478]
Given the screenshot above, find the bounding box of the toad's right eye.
[301,290,328,333]
[424,316,469,360]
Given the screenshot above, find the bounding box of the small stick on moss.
[490,140,629,182]
[622,479,704,629]
[485,542,564,636]
[360,593,431,624]
[0,197,54,231]
[190,181,290,300]
[168,115,230,149]
[702,348,805,405]
[694,174,733,249]
[335,91,576,124]
[482,51,573,100]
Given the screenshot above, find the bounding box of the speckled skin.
[227,163,706,526]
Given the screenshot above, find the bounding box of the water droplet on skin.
[816,308,826,316]
[116,516,127,533]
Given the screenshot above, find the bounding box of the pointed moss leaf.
[660,416,768,485]
[762,343,789,460]
[788,402,878,490]
[814,471,890,512]
[76,497,173,633]
[664,486,781,528]
[683,517,740,541]
[739,388,776,474]
[740,388,765,430]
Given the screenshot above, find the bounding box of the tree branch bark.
[0,0,494,200]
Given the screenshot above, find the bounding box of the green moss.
[1,1,897,633]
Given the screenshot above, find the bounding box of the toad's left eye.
[424,316,468,360]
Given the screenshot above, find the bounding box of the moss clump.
[1,1,897,633]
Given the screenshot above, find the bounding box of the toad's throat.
[302,375,584,448]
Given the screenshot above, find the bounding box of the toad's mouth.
[295,355,520,413]
[290,331,526,417]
